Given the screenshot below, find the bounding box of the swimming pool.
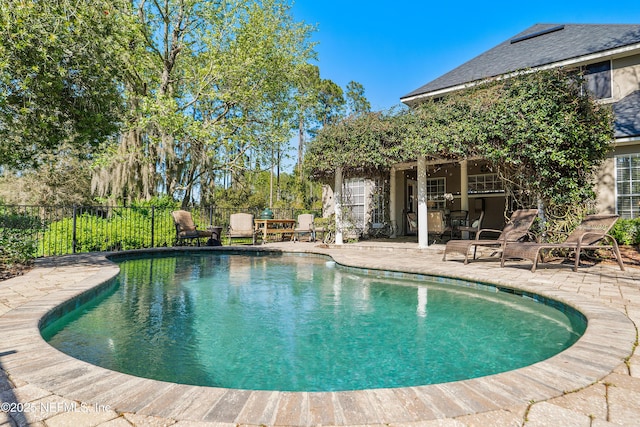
[41,251,586,392]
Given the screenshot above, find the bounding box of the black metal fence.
[0,205,318,257]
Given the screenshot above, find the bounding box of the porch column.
[460,159,469,238]
[417,157,429,248]
[389,166,397,238]
[334,166,344,245]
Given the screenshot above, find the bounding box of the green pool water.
[41,252,586,392]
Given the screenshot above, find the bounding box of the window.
[616,154,640,219]
[584,61,612,100]
[468,174,503,193]
[343,178,366,231]
[426,177,446,210]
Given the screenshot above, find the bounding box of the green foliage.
[39,207,176,256]
[610,218,640,246]
[477,69,613,208]
[213,170,321,211]
[307,69,613,219]
[0,0,127,168]
[345,81,371,117]
[305,109,411,180]
[0,210,41,265]
[92,0,318,206]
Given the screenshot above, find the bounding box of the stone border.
[0,247,636,425]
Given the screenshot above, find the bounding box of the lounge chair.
[228,213,256,245]
[501,214,624,272]
[443,209,539,264]
[293,213,315,242]
[171,210,212,246]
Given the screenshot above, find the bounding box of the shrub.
[0,211,42,265]
[39,207,177,256]
[610,218,640,246]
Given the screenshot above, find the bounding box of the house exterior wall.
[321,183,335,217]
[612,54,640,100]
[321,178,379,238]
[596,141,640,215]
[595,153,617,215]
[391,168,405,235]
[321,30,640,238]
[598,52,640,217]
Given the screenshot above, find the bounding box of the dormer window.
[584,61,612,100]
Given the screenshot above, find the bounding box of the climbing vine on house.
[305,69,613,229]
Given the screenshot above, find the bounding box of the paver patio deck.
[0,241,639,426]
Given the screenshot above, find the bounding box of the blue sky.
[291,1,640,112]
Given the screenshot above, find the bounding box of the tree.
[0,147,93,206]
[345,81,371,117]
[293,64,321,176]
[91,0,316,207]
[317,79,345,126]
[0,0,128,169]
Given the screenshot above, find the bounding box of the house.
[322,23,640,248]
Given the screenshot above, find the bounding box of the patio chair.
[427,210,448,243]
[457,210,485,239]
[447,210,469,239]
[171,210,212,247]
[293,213,315,242]
[228,213,256,245]
[501,214,624,272]
[313,216,333,243]
[442,209,539,264]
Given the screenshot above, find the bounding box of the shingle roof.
[402,24,640,101]
[614,90,640,138]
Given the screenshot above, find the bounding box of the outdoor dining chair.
[228,213,256,245]
[293,213,315,242]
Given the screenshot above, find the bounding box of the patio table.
[254,219,296,242]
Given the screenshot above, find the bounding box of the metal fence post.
[72,205,77,254]
[151,207,155,248]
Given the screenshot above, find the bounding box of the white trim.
[613,136,640,147]
[401,42,640,104]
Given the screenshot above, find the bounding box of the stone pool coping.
[0,245,637,426]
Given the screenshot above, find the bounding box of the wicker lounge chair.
[501,214,624,272]
[171,210,212,246]
[293,213,315,242]
[228,213,256,245]
[442,209,539,264]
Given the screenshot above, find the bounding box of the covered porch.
[328,156,511,248]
